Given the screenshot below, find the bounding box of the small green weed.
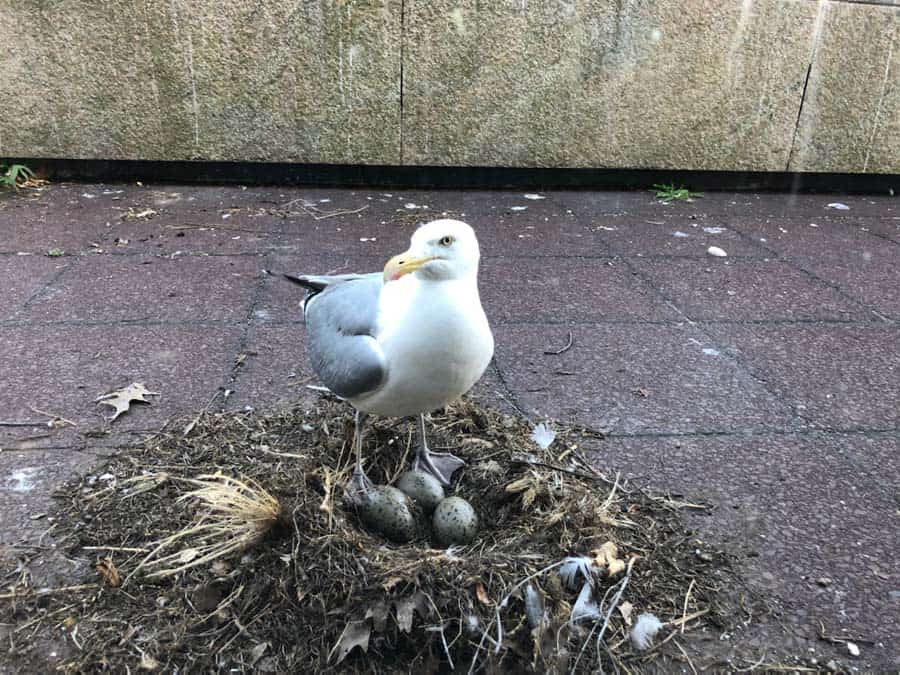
[652,183,703,203]
[46,248,65,257]
[0,163,37,189]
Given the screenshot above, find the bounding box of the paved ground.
[0,183,898,671]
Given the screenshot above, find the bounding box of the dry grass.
[128,474,285,581]
[2,396,742,673]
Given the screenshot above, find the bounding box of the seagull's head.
[383,219,481,283]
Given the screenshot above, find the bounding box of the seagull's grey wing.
[303,273,387,399]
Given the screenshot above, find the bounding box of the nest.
[2,396,738,673]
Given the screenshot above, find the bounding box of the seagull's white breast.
[352,275,494,417]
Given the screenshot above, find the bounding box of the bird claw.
[413,451,465,487]
[346,469,375,506]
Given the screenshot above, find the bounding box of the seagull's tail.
[262,269,325,293]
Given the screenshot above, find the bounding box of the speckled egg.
[359,485,416,543]
[396,471,445,512]
[432,496,478,546]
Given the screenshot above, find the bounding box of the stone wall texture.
[1,0,897,172]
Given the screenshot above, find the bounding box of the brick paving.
[0,183,897,670]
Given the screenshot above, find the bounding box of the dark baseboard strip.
[5,157,899,193]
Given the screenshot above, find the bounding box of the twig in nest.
[817,620,875,645]
[680,579,695,634]
[424,593,454,671]
[126,473,283,582]
[260,447,309,460]
[572,557,636,673]
[300,203,369,220]
[544,331,574,355]
[388,428,415,485]
[0,421,47,427]
[318,466,351,530]
[183,390,221,436]
[672,638,698,675]
[29,405,77,427]
[468,560,567,674]
[749,666,818,673]
[0,584,98,600]
[664,608,708,629]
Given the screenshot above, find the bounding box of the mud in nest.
[4,396,739,673]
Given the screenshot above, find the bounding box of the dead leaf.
[328,620,370,664]
[474,582,493,606]
[591,541,619,568]
[591,541,627,578]
[618,601,634,626]
[96,557,121,587]
[96,383,160,421]
[394,591,428,633]
[505,476,532,494]
[607,558,626,577]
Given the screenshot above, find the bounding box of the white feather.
[630,613,663,651]
[570,581,600,623]
[558,556,593,590]
[524,584,545,629]
[530,422,556,450]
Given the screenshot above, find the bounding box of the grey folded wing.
[302,273,388,399]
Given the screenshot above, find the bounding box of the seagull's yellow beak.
[383,252,436,282]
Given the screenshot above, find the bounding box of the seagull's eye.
[439,235,454,247]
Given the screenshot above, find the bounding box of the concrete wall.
[1,0,897,173]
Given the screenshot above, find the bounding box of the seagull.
[279,219,494,499]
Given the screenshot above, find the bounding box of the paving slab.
[556,190,900,219]
[269,189,608,259]
[725,216,900,319]
[593,217,767,257]
[864,216,900,245]
[631,258,865,322]
[795,252,900,321]
[493,322,800,435]
[481,256,679,323]
[702,193,900,219]
[14,254,262,324]
[227,323,316,412]
[0,255,68,322]
[0,188,108,254]
[589,432,900,669]
[729,215,895,260]
[0,449,104,546]
[709,323,900,431]
[0,324,242,438]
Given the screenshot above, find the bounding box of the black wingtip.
[263,269,308,287]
